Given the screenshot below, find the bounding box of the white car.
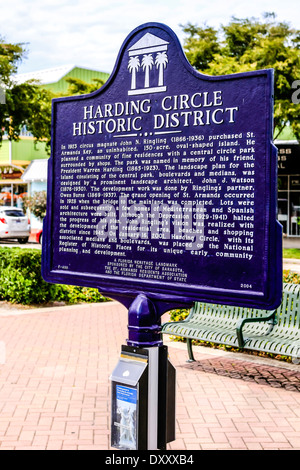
[0,206,31,244]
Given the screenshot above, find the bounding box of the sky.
[1,0,300,76]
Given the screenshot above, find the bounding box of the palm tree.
[155,52,168,87]
[142,54,154,88]
[128,56,140,90]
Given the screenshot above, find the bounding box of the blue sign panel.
[116,385,138,405]
[42,23,282,310]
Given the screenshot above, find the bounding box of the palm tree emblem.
[155,52,168,87]
[142,54,154,88]
[127,33,169,95]
[128,56,140,90]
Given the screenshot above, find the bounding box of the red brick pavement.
[0,302,299,450]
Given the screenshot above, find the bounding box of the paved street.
[0,301,299,450]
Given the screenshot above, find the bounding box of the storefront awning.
[22,159,48,182]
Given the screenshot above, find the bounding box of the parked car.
[0,206,31,244]
[28,227,43,245]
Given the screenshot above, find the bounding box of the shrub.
[283,270,300,284]
[0,247,109,305]
[0,247,54,304]
[24,191,47,221]
[169,307,190,322]
[55,285,109,304]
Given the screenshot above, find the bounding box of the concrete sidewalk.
[284,259,300,274]
[283,237,300,249]
[0,301,299,450]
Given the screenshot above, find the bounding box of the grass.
[283,248,300,259]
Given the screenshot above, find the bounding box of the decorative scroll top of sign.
[128,33,169,95]
[42,22,282,312]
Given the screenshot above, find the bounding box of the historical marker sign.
[42,23,282,310]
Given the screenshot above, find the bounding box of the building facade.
[0,65,109,207]
[0,135,48,206]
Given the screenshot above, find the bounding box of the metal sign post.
[110,343,175,451]
[110,294,176,451]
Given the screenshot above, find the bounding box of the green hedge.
[0,247,110,305]
[283,270,300,284]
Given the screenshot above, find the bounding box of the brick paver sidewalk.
[0,302,299,450]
